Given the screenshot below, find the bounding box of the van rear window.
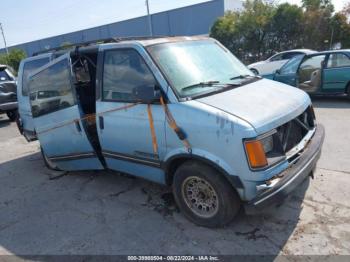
[29,59,76,118]
[22,58,50,96]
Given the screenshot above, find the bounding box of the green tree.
[236,0,276,59]
[330,12,350,48]
[0,49,27,73]
[300,0,335,50]
[341,2,350,17]
[270,3,304,50]
[210,0,350,64]
[210,11,240,52]
[302,0,334,11]
[210,0,276,62]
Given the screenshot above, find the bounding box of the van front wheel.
[173,161,240,227]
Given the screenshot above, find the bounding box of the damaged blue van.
[17,36,325,227]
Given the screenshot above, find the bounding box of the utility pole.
[0,23,9,55]
[329,27,334,50]
[145,0,153,36]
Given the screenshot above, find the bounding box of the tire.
[250,68,259,75]
[41,147,61,171]
[6,109,18,122]
[172,161,240,228]
[346,84,350,100]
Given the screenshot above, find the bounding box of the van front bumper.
[244,124,325,214]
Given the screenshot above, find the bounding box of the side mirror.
[133,85,161,104]
[275,69,281,75]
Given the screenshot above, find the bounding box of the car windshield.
[280,55,304,74]
[147,40,255,98]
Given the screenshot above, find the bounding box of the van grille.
[276,106,315,153]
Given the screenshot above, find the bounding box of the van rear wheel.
[172,161,240,227]
[41,147,60,171]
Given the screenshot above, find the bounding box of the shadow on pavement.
[0,152,309,256]
[0,116,10,128]
[311,96,350,109]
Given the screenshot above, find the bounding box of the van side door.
[323,52,350,93]
[17,55,52,141]
[96,46,166,184]
[28,53,104,171]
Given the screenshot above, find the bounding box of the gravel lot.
[0,97,349,257]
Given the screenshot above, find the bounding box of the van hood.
[197,78,311,134]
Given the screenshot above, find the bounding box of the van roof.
[32,36,210,56]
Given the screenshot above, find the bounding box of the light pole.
[145,0,153,36]
[0,23,9,55]
[329,27,334,50]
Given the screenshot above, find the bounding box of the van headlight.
[260,135,274,154]
[244,131,285,170]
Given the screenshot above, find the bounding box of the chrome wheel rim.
[181,176,219,218]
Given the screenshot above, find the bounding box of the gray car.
[0,65,18,121]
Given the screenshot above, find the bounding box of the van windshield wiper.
[230,74,256,80]
[181,81,221,92]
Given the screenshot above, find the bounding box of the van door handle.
[75,121,82,132]
[99,116,104,130]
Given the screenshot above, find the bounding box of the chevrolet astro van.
[17,37,325,227]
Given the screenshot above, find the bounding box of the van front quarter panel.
[163,100,258,200]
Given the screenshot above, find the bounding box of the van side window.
[29,59,75,117]
[22,58,50,96]
[103,49,156,102]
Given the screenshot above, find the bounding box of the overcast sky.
[0,0,347,48]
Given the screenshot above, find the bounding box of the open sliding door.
[28,53,104,171]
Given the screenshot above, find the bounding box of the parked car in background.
[17,36,325,227]
[0,65,18,121]
[273,50,350,97]
[248,49,316,77]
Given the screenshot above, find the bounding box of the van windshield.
[147,40,255,99]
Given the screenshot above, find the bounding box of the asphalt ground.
[0,97,349,257]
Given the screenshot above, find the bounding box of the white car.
[248,49,316,76]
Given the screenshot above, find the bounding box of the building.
[1,0,242,56]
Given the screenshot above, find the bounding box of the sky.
[0,0,348,48]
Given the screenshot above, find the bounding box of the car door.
[28,53,104,171]
[323,52,350,93]
[96,46,166,184]
[17,54,52,141]
[273,54,305,86]
[297,54,326,93]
